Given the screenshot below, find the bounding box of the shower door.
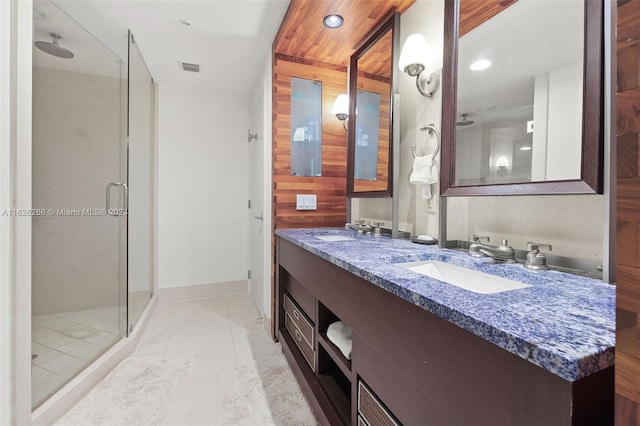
[31,0,127,408]
[127,31,154,333]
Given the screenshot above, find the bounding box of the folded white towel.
[326,321,352,360]
[293,127,306,142]
[409,155,433,184]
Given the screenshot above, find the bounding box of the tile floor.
[137,294,293,425]
[32,306,122,407]
[57,293,315,425]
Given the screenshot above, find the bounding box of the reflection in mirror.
[348,13,398,196]
[441,0,603,195]
[456,0,584,186]
[291,77,322,177]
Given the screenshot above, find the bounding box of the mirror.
[347,12,399,196]
[291,77,323,177]
[441,0,603,196]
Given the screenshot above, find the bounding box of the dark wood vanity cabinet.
[276,238,613,426]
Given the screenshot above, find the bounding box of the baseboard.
[157,280,248,303]
[31,296,157,426]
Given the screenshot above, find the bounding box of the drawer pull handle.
[295,329,302,341]
[293,309,300,320]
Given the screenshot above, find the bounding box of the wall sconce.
[398,34,440,97]
[495,156,509,168]
[332,94,349,131]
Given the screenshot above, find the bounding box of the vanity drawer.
[358,380,401,426]
[285,312,315,372]
[284,292,314,347]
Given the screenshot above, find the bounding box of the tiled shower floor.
[31,306,121,407]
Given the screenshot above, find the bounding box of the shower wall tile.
[32,67,123,315]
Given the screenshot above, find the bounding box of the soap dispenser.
[524,243,552,270]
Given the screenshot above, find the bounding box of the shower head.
[35,33,74,59]
[456,114,474,126]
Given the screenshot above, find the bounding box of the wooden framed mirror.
[347,11,400,197]
[441,0,603,196]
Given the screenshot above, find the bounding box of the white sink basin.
[396,260,532,294]
[315,235,356,242]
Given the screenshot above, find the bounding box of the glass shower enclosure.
[31,0,153,408]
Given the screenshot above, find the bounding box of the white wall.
[399,0,444,237]
[157,84,249,289]
[0,1,13,422]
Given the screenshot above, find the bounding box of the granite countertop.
[275,227,615,382]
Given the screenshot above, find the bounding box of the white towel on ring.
[409,154,433,184]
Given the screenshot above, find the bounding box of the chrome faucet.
[468,235,491,258]
[345,220,374,234]
[469,237,517,264]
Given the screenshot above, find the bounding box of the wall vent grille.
[181,62,200,72]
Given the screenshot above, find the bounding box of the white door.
[249,90,265,318]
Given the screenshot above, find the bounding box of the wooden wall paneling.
[617,1,640,423]
[271,55,350,337]
[273,56,349,229]
[458,0,519,37]
[273,0,414,67]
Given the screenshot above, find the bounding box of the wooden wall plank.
[616,394,640,425]
[618,265,640,311]
[618,221,640,268]
[618,133,639,178]
[618,88,640,136]
[617,1,640,422]
[617,352,640,404]
[618,44,640,92]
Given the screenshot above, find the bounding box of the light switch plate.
[296,194,317,210]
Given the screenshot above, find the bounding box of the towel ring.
[411,124,440,158]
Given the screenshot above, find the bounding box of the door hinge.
[248,270,251,279]
[248,200,251,209]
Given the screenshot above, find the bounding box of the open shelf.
[280,328,349,426]
[316,339,352,425]
[317,370,351,425]
[318,331,352,377]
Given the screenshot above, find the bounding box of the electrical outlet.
[296,194,317,210]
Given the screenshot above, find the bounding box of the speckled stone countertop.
[276,227,615,382]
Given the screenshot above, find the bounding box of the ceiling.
[273,0,414,67]
[35,0,416,100]
[41,0,291,99]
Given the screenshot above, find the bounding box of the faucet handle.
[471,234,490,243]
[527,242,552,252]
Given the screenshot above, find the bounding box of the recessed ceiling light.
[520,146,532,151]
[470,59,491,71]
[323,14,344,29]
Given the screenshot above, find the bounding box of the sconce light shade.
[332,94,349,121]
[495,156,510,168]
[399,34,431,75]
[399,33,440,97]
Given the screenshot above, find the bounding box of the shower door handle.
[106,182,128,216]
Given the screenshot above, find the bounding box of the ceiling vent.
[181,62,200,73]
